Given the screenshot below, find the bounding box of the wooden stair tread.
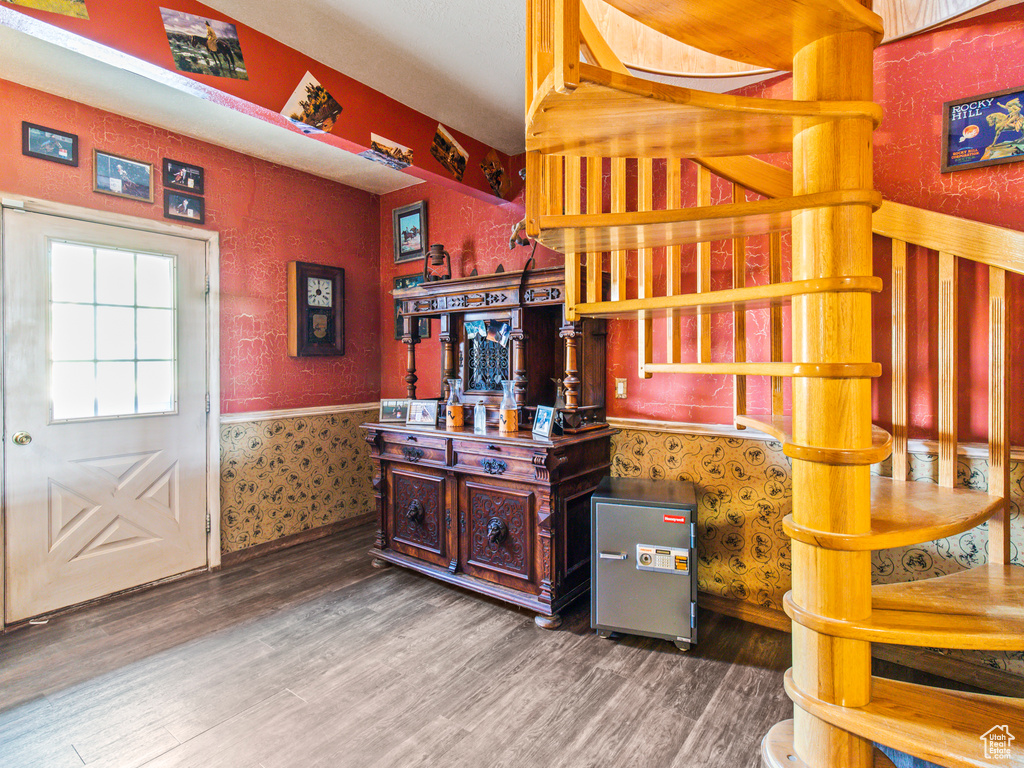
[574,276,881,319]
[537,189,881,253]
[762,720,897,768]
[527,64,881,158]
[785,564,1024,650]
[783,475,1001,551]
[601,0,883,71]
[785,671,1024,768]
[734,415,1001,550]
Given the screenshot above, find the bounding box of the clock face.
[307,277,333,307]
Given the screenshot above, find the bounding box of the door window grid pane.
[48,241,178,421]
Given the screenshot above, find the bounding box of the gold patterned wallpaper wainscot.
[610,427,1024,679]
[220,408,377,554]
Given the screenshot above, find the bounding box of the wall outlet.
[614,378,627,399]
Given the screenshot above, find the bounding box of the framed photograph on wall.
[287,261,345,357]
[392,200,427,263]
[942,86,1024,173]
[22,122,78,166]
[393,273,430,340]
[93,150,154,202]
[163,158,205,194]
[164,191,205,224]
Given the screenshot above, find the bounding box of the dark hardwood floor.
[0,523,954,767]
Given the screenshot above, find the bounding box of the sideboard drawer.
[453,448,535,480]
[382,433,447,466]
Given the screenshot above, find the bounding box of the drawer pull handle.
[486,444,501,451]
[402,447,424,462]
[486,517,509,545]
[406,436,418,442]
[406,499,425,523]
[480,458,507,475]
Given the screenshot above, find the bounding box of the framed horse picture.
[942,85,1024,172]
[163,159,204,195]
[93,150,153,203]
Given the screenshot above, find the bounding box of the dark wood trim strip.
[221,513,375,568]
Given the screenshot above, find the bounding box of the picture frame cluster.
[19,121,207,226]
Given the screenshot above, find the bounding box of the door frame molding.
[0,192,221,631]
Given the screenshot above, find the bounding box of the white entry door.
[4,210,209,622]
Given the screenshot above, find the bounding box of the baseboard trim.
[699,591,1022,695]
[220,402,378,425]
[221,513,375,568]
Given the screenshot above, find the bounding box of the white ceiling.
[205,0,528,155]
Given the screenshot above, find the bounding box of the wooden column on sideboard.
[891,239,908,482]
[402,314,420,400]
[440,314,455,400]
[938,250,958,488]
[733,183,747,416]
[770,230,784,415]
[637,157,654,379]
[696,164,712,364]
[989,266,1011,564]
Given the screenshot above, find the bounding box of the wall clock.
[287,261,345,357]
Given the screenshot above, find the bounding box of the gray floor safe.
[590,477,698,651]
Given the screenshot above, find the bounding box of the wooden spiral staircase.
[525,1,1024,767]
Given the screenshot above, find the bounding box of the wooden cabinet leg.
[534,613,562,630]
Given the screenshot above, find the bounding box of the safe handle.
[598,551,627,561]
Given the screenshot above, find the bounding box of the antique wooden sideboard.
[363,266,613,627]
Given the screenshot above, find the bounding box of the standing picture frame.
[22,122,78,166]
[286,261,345,357]
[379,399,411,423]
[392,200,428,263]
[941,86,1024,173]
[532,405,556,439]
[406,400,439,426]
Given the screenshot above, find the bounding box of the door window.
[49,240,177,421]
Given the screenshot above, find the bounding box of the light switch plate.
[615,378,627,399]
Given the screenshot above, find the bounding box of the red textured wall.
[2,0,509,200]
[0,79,380,413]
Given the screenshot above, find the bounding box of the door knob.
[12,432,32,445]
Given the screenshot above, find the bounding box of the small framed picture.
[406,400,439,426]
[163,158,204,194]
[942,86,1024,173]
[532,406,555,439]
[94,150,153,202]
[22,122,78,166]
[379,399,410,423]
[392,200,427,263]
[164,191,205,224]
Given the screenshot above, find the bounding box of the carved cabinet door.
[458,478,537,593]
[388,465,451,569]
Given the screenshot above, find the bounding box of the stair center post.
[790,28,878,768]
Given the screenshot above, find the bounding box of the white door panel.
[4,211,208,622]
